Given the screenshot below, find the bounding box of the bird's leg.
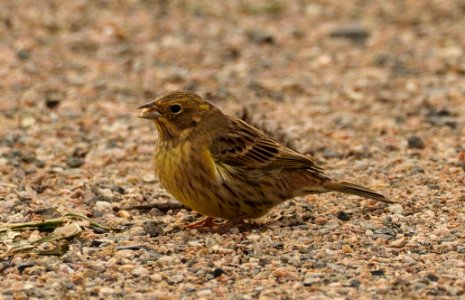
[213,217,249,233]
[185,216,222,229]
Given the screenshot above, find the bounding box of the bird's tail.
[323,181,394,203]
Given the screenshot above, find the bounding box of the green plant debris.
[0,213,111,257]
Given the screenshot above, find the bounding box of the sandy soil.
[1,0,464,299]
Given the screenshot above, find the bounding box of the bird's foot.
[185,216,224,229]
[215,218,253,233]
[185,216,257,233]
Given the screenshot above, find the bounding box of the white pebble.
[197,289,212,297]
[388,203,404,214]
[95,201,113,212]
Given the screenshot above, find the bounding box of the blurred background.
[1,0,463,180]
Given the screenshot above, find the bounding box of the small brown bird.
[139,91,392,228]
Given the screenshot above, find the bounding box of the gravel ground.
[1,1,464,299]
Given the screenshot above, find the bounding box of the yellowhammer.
[139,91,392,228]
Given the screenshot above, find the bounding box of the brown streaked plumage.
[139,91,392,228]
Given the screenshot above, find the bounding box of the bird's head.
[138,91,221,140]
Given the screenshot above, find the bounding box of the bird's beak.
[138,102,162,119]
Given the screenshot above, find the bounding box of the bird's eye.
[170,104,182,114]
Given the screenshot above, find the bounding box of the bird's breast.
[154,141,221,214]
[154,141,191,189]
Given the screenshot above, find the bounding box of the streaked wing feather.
[210,118,324,173]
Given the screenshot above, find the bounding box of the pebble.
[336,211,351,221]
[350,279,361,287]
[94,201,113,213]
[150,274,163,282]
[370,269,385,276]
[143,221,164,236]
[426,108,457,128]
[365,230,374,236]
[314,216,328,225]
[390,238,407,248]
[58,264,75,274]
[407,136,425,149]
[66,156,85,168]
[170,275,184,283]
[426,273,439,282]
[388,204,404,214]
[341,245,353,253]
[17,262,36,273]
[303,273,322,286]
[246,234,261,242]
[116,210,131,220]
[212,268,226,278]
[17,49,30,60]
[329,24,370,43]
[401,255,417,265]
[158,256,175,264]
[143,173,156,183]
[197,289,212,297]
[246,30,275,44]
[188,241,202,247]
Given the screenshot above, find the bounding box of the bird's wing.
[210,118,324,174]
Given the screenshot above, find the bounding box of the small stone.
[143,221,163,236]
[158,256,174,264]
[116,210,131,220]
[341,245,353,253]
[246,234,261,242]
[402,255,416,265]
[17,49,30,60]
[370,269,385,276]
[170,275,184,283]
[303,273,321,286]
[321,148,342,159]
[36,160,46,168]
[426,273,439,282]
[58,263,75,274]
[45,97,62,109]
[132,267,149,276]
[212,268,226,278]
[111,186,125,194]
[143,173,156,183]
[388,204,404,214]
[67,156,85,168]
[95,201,113,213]
[17,262,35,273]
[383,216,393,226]
[99,287,115,296]
[329,24,370,43]
[21,151,36,163]
[428,184,440,190]
[247,30,275,44]
[99,188,115,200]
[150,274,163,282]
[390,237,407,248]
[197,289,212,297]
[407,136,424,149]
[350,279,361,287]
[31,184,47,194]
[149,208,164,217]
[20,115,36,128]
[314,216,328,225]
[426,108,457,128]
[336,211,350,221]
